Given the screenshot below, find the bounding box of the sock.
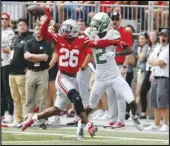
[76,120,85,135]
[78,120,86,129]
[32,114,38,121]
[141,112,146,116]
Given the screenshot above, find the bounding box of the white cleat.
[76,120,85,141]
[76,128,84,141]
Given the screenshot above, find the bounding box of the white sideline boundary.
[2,130,169,143]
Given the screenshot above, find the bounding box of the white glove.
[101,52,115,60]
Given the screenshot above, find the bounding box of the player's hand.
[119,41,130,49]
[114,40,129,49]
[101,52,115,59]
[45,7,51,21]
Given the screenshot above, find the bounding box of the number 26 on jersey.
[59,48,79,67]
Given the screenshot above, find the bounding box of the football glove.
[45,7,51,21]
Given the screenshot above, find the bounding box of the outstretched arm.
[115,46,132,56]
[84,39,122,48]
[41,8,57,43]
[84,39,130,49]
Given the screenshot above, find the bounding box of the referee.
[24,21,52,129]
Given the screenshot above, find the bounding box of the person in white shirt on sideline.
[144,29,169,132]
[1,13,15,124]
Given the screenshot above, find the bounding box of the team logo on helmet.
[90,12,111,34]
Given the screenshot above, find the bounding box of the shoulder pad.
[106,29,121,40]
[84,27,96,40]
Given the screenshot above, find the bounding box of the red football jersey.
[115,26,133,64]
[55,34,90,74]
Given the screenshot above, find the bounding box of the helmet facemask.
[59,21,80,39]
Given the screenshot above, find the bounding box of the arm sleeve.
[159,48,169,65]
[24,40,31,53]
[149,46,159,60]
[43,43,52,56]
[87,39,116,48]
[41,19,56,42]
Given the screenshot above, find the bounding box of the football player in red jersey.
[22,8,124,140]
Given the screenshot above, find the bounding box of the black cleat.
[39,123,47,129]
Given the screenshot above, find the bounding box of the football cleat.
[103,121,115,128]
[76,120,85,141]
[132,115,144,131]
[22,119,34,131]
[76,128,84,141]
[111,122,125,129]
[87,122,98,137]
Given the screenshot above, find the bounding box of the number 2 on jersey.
[59,48,79,67]
[96,48,107,64]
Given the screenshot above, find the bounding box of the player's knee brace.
[129,100,137,115]
[67,89,85,115]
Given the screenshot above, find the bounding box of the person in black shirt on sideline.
[24,20,52,129]
[8,19,33,128]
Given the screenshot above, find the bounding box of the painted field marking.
[2,130,169,143]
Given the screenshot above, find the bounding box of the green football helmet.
[90,12,111,34]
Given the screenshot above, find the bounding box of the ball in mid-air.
[27,5,45,16]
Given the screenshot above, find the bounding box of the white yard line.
[2,139,117,143]
[2,130,169,143]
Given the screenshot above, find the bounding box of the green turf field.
[1,127,169,145]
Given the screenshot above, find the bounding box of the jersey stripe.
[57,72,68,95]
